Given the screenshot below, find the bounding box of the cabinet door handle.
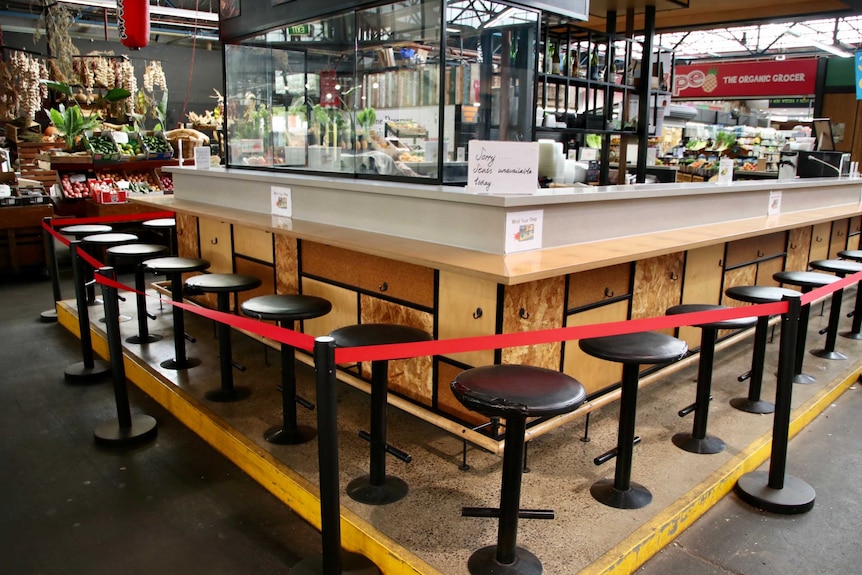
[816,236,823,243]
[756,249,764,258]
[473,307,483,319]
[519,307,530,320]
[789,243,797,250]
[669,272,679,281]
[211,237,218,245]
[718,259,723,267]
[378,281,388,292]
[838,230,844,237]
[604,287,614,298]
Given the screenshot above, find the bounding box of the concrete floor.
[3,259,862,574]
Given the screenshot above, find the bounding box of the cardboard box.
[94,189,127,204]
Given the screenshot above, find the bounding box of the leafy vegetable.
[47,104,101,150]
[585,134,602,148]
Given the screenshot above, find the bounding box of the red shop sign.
[673,59,818,99]
[117,0,150,49]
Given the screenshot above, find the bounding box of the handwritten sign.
[467,140,538,195]
[505,209,543,253]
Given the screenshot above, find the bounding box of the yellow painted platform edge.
[58,303,445,575]
[579,363,862,575]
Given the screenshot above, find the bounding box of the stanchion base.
[735,470,815,515]
[590,478,652,509]
[94,414,158,447]
[730,397,775,414]
[40,309,58,323]
[265,424,316,445]
[126,333,163,344]
[466,545,543,575]
[160,357,201,370]
[87,298,104,307]
[840,330,862,340]
[793,372,817,384]
[672,432,726,454]
[64,360,111,383]
[99,314,133,324]
[347,474,408,505]
[291,550,380,575]
[810,349,848,361]
[205,386,251,403]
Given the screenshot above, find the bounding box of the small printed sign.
[467,141,538,195]
[505,209,543,253]
[271,186,293,217]
[768,190,782,215]
[194,146,211,170]
[717,158,734,184]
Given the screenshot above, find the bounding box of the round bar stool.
[579,332,687,509]
[185,273,262,402]
[329,323,432,505]
[725,285,800,410]
[241,294,332,444]
[836,250,862,340]
[666,304,757,454]
[82,232,139,316]
[143,257,210,370]
[106,243,169,344]
[142,218,177,255]
[808,259,862,359]
[60,224,112,305]
[774,271,841,380]
[451,365,586,575]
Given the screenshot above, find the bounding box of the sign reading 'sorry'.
[467,140,538,195]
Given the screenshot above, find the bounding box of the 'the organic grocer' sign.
[674,59,817,99]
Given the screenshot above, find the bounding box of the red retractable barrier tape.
[117,0,150,49]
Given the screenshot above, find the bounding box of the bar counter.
[133,169,862,447]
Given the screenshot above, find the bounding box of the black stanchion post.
[291,337,379,575]
[40,217,63,322]
[735,293,815,514]
[64,241,110,383]
[93,268,157,447]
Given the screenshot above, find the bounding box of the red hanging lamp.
[117,0,150,49]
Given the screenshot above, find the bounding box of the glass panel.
[225,44,277,167]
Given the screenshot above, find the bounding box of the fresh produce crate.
[140,131,174,160]
[110,131,146,161]
[84,132,121,162]
[155,168,173,193]
[124,168,162,194]
[88,178,126,204]
[59,172,92,199]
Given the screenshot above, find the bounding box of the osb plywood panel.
[562,301,627,396]
[175,213,198,258]
[631,253,684,336]
[438,270,497,368]
[829,218,850,259]
[501,277,565,369]
[360,295,434,406]
[233,226,274,264]
[810,222,832,262]
[786,226,812,274]
[436,361,488,427]
[721,265,757,307]
[567,263,631,310]
[301,278,357,338]
[275,235,299,295]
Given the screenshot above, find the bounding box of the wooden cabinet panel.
[567,263,630,310]
[725,232,785,268]
[829,218,850,259]
[198,217,232,273]
[300,278,357,338]
[234,258,274,311]
[562,301,627,396]
[678,243,725,348]
[233,226,274,263]
[436,360,487,427]
[275,235,299,294]
[438,270,497,367]
[360,295,434,406]
[631,252,684,336]
[721,265,757,307]
[301,242,434,308]
[849,217,862,250]
[501,277,565,369]
[756,257,784,288]
[175,212,198,258]
[786,226,812,274]
[810,222,831,262]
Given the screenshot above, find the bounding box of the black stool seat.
[726,285,800,304]
[82,232,139,246]
[185,273,262,294]
[836,252,862,340]
[186,274,262,402]
[579,331,688,365]
[807,260,861,359]
[452,365,586,575]
[241,294,332,446]
[330,323,432,506]
[60,224,112,238]
[579,331,687,510]
[241,294,332,322]
[77,232,138,306]
[810,259,862,275]
[143,257,211,370]
[452,364,586,419]
[839,249,862,262]
[107,244,169,344]
[666,304,756,455]
[774,270,839,289]
[142,217,176,229]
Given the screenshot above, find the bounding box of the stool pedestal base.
[127,333,163,344]
[265,424,316,445]
[65,360,111,383]
[347,475,408,505]
[840,330,862,340]
[40,309,58,322]
[161,357,201,370]
[94,414,158,447]
[735,470,815,515]
[793,373,817,385]
[467,545,542,575]
[730,397,774,414]
[590,478,652,510]
[672,432,725,455]
[292,550,380,575]
[810,349,847,361]
[205,386,251,403]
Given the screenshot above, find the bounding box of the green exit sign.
[288,24,311,35]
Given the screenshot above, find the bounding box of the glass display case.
[223,0,539,184]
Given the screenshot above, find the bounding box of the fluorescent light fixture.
[483,7,518,29]
[59,0,219,23]
[786,28,852,57]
